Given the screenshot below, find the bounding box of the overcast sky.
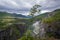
[0,0,60,15]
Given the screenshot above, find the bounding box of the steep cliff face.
[42,9,60,39]
[46,21,60,38]
[13,24,27,37]
[0,23,28,40]
[0,11,29,40]
[32,9,60,39]
[0,27,17,40]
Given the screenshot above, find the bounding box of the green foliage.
[43,11,60,23]
[0,12,29,39]
[33,13,49,21]
[18,36,34,40]
[12,25,20,38]
[30,4,41,17]
[42,9,60,38]
[0,17,15,29]
[18,30,34,40]
[0,12,12,18]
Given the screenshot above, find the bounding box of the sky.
[0,0,60,16]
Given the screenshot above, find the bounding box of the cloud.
[40,0,60,10]
[0,0,60,15]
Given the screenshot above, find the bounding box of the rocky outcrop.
[0,27,17,40]
[46,21,60,39]
[0,23,28,40]
[32,9,60,39]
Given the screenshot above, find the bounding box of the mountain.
[11,13,30,18]
[43,9,60,38]
[32,9,60,21]
[0,12,30,18]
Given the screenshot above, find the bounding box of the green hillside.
[0,9,60,40]
[0,12,29,33]
[43,9,60,23]
[0,11,30,40]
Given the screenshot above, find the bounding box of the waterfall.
[32,21,40,35]
[32,21,46,38]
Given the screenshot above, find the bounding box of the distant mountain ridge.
[0,12,31,18]
[31,9,60,21]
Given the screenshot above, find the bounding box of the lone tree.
[29,4,41,17]
[29,4,41,23]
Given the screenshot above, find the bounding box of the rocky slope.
[31,9,60,39]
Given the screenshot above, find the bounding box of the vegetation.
[42,9,60,39]
[0,6,60,40]
[0,12,30,40]
[29,4,41,17]
[43,10,60,24]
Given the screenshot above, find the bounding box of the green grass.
[42,11,60,24]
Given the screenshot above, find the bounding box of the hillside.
[0,9,60,40]
[0,11,30,40]
[41,9,60,39]
[0,12,30,18]
[27,9,60,40]
[43,9,60,23]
